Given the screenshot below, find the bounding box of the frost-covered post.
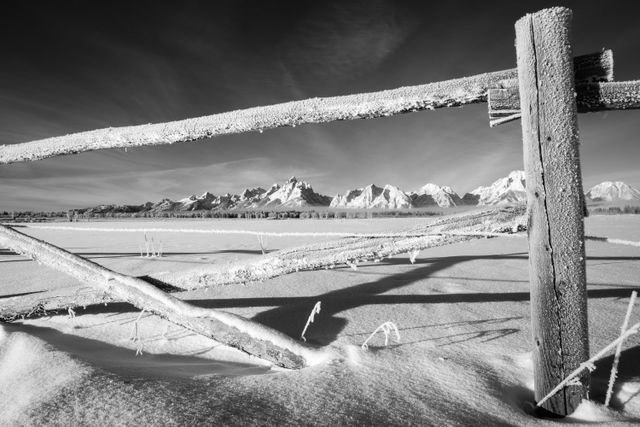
[515,8,589,416]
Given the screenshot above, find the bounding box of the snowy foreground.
[1,215,639,425]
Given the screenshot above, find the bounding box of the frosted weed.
[361,321,400,350]
[141,233,163,257]
[257,234,267,255]
[605,290,637,406]
[301,301,321,342]
[129,308,147,356]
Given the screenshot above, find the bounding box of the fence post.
[515,7,589,416]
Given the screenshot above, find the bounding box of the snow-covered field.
[1,215,639,425]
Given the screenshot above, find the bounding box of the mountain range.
[79,172,640,214]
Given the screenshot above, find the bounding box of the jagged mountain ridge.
[261,177,332,208]
[464,170,527,206]
[460,171,640,205]
[78,173,640,213]
[331,184,412,209]
[585,181,640,202]
[412,183,463,207]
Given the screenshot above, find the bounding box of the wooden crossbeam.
[0,51,614,165]
[0,69,517,164]
[489,49,615,127]
[490,80,640,126]
[572,49,614,83]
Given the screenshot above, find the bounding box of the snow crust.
[0,327,90,424]
[1,215,640,424]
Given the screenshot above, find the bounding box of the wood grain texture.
[488,49,618,126]
[572,49,614,83]
[489,80,640,126]
[578,80,640,112]
[515,7,589,416]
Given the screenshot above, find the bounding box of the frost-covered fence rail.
[0,70,515,164]
[0,206,526,321]
[489,80,640,126]
[0,223,330,369]
[0,51,621,165]
[6,224,451,239]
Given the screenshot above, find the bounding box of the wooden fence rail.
[0,223,331,369]
[489,80,640,126]
[0,50,629,165]
[0,69,516,164]
[0,206,526,321]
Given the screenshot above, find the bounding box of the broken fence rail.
[0,223,331,369]
[11,222,640,247]
[0,206,526,321]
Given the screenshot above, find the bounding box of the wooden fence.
[1,6,639,417]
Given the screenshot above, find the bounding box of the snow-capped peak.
[240,187,266,201]
[418,183,443,195]
[586,181,640,201]
[259,177,330,207]
[467,170,527,206]
[330,184,411,209]
[374,185,412,209]
[414,183,462,207]
[78,171,640,214]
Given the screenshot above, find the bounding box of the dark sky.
[1,1,639,210]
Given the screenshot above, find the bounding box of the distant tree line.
[589,205,640,215]
[0,210,66,222]
[1,208,443,222]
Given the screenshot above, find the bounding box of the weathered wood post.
[515,7,589,416]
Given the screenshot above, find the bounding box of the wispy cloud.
[278,0,417,86]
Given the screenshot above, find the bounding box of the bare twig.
[362,321,400,350]
[301,302,321,342]
[605,291,637,407]
[257,234,267,255]
[536,321,640,408]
